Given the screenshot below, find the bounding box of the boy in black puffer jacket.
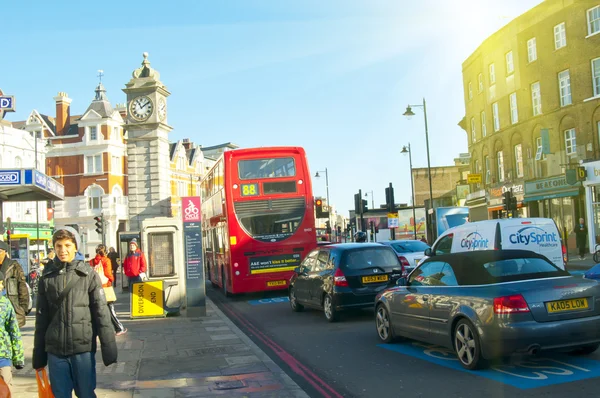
[33,229,117,398]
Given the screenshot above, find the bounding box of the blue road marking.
[248,297,290,305]
[379,342,600,389]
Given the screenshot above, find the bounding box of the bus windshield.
[238,158,296,179]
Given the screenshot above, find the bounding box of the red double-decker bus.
[201,147,317,295]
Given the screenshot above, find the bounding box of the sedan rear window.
[343,248,400,270]
[453,257,569,285]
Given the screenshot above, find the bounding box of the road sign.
[467,174,482,184]
[0,96,14,111]
[387,213,399,228]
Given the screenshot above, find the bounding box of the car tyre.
[570,343,600,356]
[289,286,304,312]
[454,319,486,370]
[323,294,339,322]
[375,304,396,343]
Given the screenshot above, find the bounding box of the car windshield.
[343,248,400,270]
[390,241,430,253]
[454,257,570,285]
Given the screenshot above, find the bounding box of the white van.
[423,218,567,269]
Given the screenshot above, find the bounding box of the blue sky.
[1,0,542,215]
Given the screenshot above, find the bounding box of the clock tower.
[123,52,173,230]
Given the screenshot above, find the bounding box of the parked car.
[422,218,566,269]
[289,243,402,322]
[378,240,430,276]
[375,249,600,370]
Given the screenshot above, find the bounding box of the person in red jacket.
[123,239,147,290]
[91,245,127,336]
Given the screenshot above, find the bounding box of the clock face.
[130,96,154,121]
[158,98,167,121]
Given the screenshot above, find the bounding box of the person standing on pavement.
[0,270,24,396]
[574,217,588,260]
[0,241,28,328]
[33,229,117,398]
[107,247,119,281]
[123,239,147,289]
[91,245,127,336]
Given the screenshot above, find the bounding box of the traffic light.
[325,220,332,234]
[362,199,368,214]
[94,215,104,234]
[385,184,395,213]
[502,191,511,211]
[370,221,375,234]
[316,198,324,218]
[337,226,341,234]
[354,193,361,215]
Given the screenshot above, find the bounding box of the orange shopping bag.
[0,376,10,398]
[36,368,54,398]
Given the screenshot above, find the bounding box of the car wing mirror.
[392,267,403,275]
[396,277,408,287]
[424,248,432,256]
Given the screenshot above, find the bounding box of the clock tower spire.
[123,52,173,229]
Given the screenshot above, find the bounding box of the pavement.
[567,253,599,270]
[12,285,309,398]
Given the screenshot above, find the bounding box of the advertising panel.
[396,208,427,240]
[249,253,302,274]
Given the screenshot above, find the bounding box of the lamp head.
[314,171,320,178]
[403,105,415,119]
[401,146,409,154]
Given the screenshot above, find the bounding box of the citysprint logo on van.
[460,232,490,250]
[509,226,559,248]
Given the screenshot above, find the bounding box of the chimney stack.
[54,92,72,135]
[182,138,192,150]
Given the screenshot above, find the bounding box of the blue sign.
[0,170,21,185]
[248,297,290,306]
[34,170,47,189]
[379,342,600,389]
[0,96,14,111]
[181,196,205,317]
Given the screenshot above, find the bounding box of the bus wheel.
[222,269,232,297]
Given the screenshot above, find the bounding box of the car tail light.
[562,244,567,264]
[493,294,530,314]
[398,256,409,276]
[334,268,348,287]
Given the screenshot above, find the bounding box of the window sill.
[584,95,600,103]
[84,172,104,176]
[586,31,600,39]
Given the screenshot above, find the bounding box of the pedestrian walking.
[123,239,148,290]
[91,245,127,336]
[33,229,117,398]
[0,271,25,396]
[107,247,119,277]
[574,217,588,260]
[0,241,28,328]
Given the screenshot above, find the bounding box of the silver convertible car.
[375,250,600,370]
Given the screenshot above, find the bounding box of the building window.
[112,126,119,140]
[478,73,483,92]
[474,159,480,177]
[481,111,487,138]
[588,6,600,36]
[509,93,518,124]
[514,144,523,178]
[565,128,576,156]
[497,151,504,183]
[535,136,546,161]
[88,186,103,210]
[177,155,186,170]
[89,126,98,141]
[527,37,537,62]
[177,180,186,197]
[531,82,542,116]
[505,51,514,74]
[492,102,500,132]
[111,156,121,173]
[86,154,103,174]
[558,69,572,107]
[593,58,600,97]
[471,117,476,143]
[554,22,566,50]
[489,63,496,84]
[468,82,473,100]
[484,155,491,184]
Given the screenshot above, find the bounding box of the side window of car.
[326,255,335,270]
[314,250,330,272]
[301,251,318,272]
[439,264,458,286]
[409,261,446,286]
[434,234,454,255]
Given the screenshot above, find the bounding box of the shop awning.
[523,188,580,203]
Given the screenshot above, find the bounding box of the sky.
[1,0,543,216]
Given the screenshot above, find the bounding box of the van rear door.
[451,223,493,253]
[500,219,564,269]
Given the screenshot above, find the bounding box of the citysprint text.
[460,237,490,250]
[509,231,558,245]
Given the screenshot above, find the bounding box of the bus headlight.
[235,271,240,276]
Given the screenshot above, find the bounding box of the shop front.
[524,175,583,241]
[487,182,526,219]
[464,189,488,221]
[583,160,600,253]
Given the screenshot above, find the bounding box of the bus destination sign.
[250,253,302,274]
[241,183,259,197]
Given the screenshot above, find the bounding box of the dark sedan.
[375,250,600,370]
[289,243,402,322]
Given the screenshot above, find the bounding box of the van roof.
[444,217,555,233]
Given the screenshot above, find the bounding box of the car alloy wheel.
[376,305,394,343]
[323,294,339,322]
[454,319,485,370]
[289,287,303,312]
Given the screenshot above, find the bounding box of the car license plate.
[362,275,389,284]
[267,280,287,287]
[546,298,589,313]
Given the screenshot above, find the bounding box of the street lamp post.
[314,168,331,237]
[404,98,433,243]
[364,191,374,209]
[401,144,418,240]
[34,133,40,257]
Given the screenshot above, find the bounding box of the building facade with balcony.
[169,138,206,218]
[461,0,600,237]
